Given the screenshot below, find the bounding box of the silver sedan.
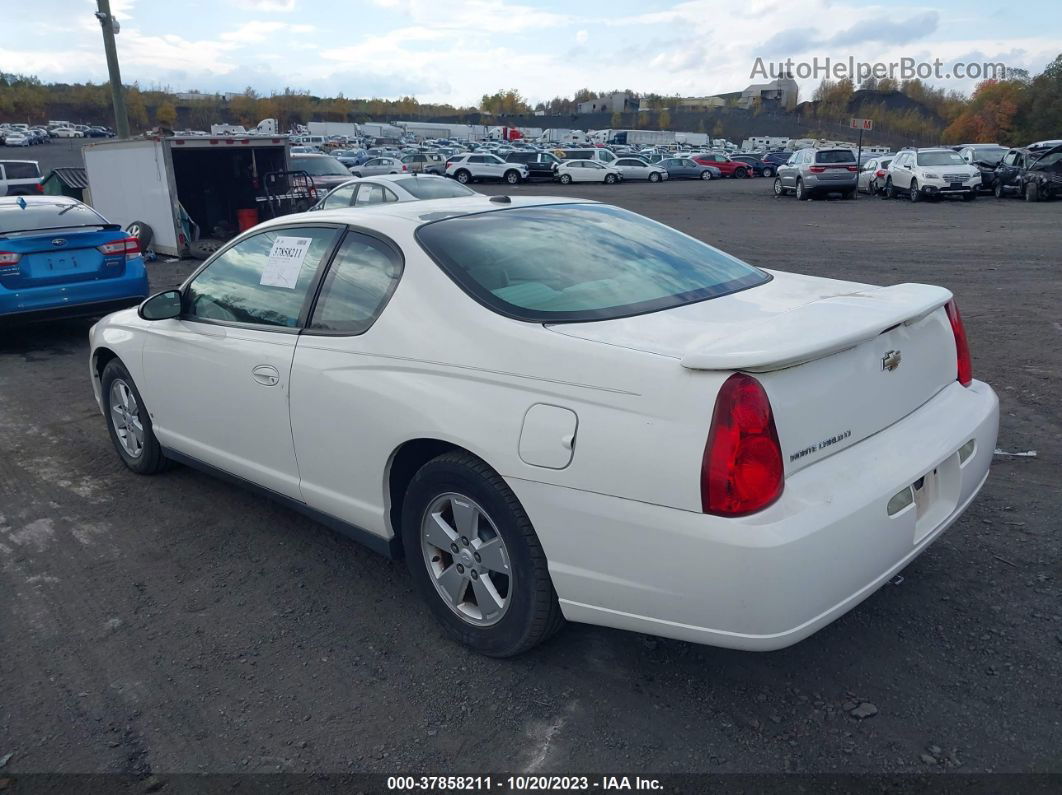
[612,157,669,182]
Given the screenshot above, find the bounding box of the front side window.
[416,203,768,323]
[309,233,403,334]
[185,226,339,327]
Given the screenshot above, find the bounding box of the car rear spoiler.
[680,283,953,372]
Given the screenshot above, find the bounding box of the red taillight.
[402,164,408,171]
[97,237,141,260]
[846,165,859,172]
[34,182,45,193]
[702,373,784,517]
[944,299,972,387]
[875,169,885,177]
[809,166,826,173]
[0,251,22,271]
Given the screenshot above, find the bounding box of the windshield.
[917,151,965,166]
[394,178,475,199]
[0,201,108,235]
[296,157,352,176]
[969,146,1007,162]
[415,203,769,322]
[1033,152,1062,168]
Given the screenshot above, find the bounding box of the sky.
[5,0,1061,106]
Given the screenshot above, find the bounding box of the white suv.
[886,148,980,202]
[445,153,528,185]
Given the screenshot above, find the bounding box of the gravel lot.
[1,154,1060,778]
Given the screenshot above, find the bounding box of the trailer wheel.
[189,238,225,260]
[125,221,154,251]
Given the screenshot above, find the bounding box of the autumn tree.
[942,79,1026,144]
[155,100,177,128]
[479,89,531,115]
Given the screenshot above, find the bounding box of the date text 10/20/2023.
[386,775,664,791]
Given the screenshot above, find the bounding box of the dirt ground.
[1,170,1060,778]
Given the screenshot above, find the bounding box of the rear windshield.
[917,151,965,166]
[815,150,856,163]
[393,178,475,199]
[0,201,108,235]
[969,146,1007,162]
[2,162,40,179]
[415,203,769,322]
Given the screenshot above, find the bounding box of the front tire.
[994,181,1006,199]
[762,166,774,178]
[648,172,661,182]
[1025,182,1040,202]
[559,173,572,184]
[735,167,748,179]
[101,360,169,475]
[909,180,920,202]
[504,170,520,185]
[885,178,896,199]
[604,173,617,184]
[401,452,564,657]
[773,177,784,196]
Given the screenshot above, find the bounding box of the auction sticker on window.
[260,236,312,288]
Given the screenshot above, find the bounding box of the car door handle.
[251,364,280,386]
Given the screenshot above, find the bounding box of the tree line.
[2,54,1059,145]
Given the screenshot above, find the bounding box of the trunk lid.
[0,228,127,289]
[549,271,958,474]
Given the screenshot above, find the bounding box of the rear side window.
[3,162,40,179]
[0,201,106,235]
[321,184,356,209]
[309,233,402,334]
[185,226,339,328]
[416,203,769,322]
[815,150,856,164]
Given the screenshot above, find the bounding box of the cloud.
[827,12,939,47]
[228,0,296,10]
[219,21,315,44]
[759,27,821,56]
[575,30,588,45]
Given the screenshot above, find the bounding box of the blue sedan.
[0,196,148,322]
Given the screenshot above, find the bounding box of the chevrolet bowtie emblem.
[882,350,902,371]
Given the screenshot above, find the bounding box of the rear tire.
[401,452,564,657]
[101,360,169,475]
[762,166,774,178]
[455,170,471,184]
[795,179,807,200]
[700,170,712,180]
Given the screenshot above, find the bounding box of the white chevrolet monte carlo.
[89,195,999,657]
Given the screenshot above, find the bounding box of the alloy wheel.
[420,493,512,626]
[109,379,144,458]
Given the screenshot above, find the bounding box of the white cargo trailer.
[83,134,292,257]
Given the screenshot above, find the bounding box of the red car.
[693,153,752,178]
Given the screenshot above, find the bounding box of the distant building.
[174,91,239,103]
[577,92,640,115]
[675,96,727,111]
[740,74,799,110]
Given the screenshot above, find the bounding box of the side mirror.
[139,289,182,321]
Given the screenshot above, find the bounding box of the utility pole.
[95,0,130,138]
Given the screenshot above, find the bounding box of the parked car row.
[774,142,1062,203]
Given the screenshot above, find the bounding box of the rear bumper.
[0,265,148,323]
[509,380,999,650]
[804,175,858,192]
